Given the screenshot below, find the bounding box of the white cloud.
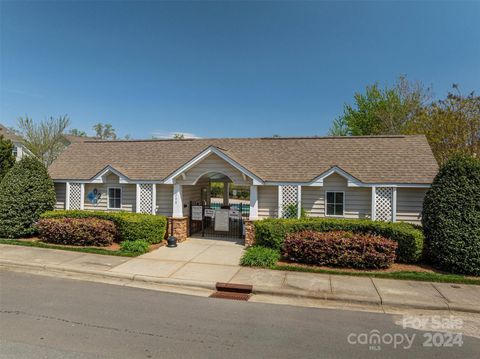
[152,131,201,139]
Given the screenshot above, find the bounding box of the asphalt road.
[1,270,479,359]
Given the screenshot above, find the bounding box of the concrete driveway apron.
[109,237,244,283]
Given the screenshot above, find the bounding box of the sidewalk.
[1,243,479,313]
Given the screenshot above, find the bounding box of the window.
[326,191,344,216]
[12,145,18,158]
[108,188,122,209]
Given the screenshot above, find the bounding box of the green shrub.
[41,210,167,244]
[0,157,55,238]
[0,135,15,181]
[38,218,117,246]
[120,240,150,255]
[254,217,424,263]
[283,230,397,269]
[240,246,280,268]
[422,155,480,275]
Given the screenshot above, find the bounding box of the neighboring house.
[49,135,438,241]
[0,123,99,162]
[0,124,32,161]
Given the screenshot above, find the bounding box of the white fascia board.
[91,165,132,183]
[53,178,163,185]
[163,146,264,185]
[348,183,432,188]
[310,166,363,187]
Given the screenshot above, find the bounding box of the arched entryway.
[187,172,250,239]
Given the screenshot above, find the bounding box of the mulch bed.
[14,237,165,252]
[277,259,444,274]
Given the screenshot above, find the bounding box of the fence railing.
[209,201,250,218]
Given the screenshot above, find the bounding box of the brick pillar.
[244,219,256,247]
[168,217,189,242]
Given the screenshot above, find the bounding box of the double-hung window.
[326,191,344,216]
[108,188,122,209]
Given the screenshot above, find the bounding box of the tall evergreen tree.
[0,157,56,238]
[0,135,15,181]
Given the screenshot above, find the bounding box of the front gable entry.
[164,146,263,185]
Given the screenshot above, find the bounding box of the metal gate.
[189,201,247,239]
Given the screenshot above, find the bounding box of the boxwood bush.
[0,157,55,238]
[240,246,281,268]
[254,217,424,263]
[422,155,480,275]
[40,210,167,244]
[120,240,150,255]
[38,218,117,246]
[283,230,397,269]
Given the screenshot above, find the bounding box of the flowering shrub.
[254,218,423,263]
[282,230,398,269]
[41,210,167,244]
[37,218,117,247]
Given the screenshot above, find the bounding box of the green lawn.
[271,264,480,285]
[0,239,140,257]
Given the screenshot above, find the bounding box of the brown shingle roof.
[48,135,438,184]
[0,124,23,143]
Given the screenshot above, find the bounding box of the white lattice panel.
[69,183,82,210]
[280,185,298,218]
[139,184,154,214]
[375,187,393,221]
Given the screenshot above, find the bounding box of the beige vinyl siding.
[84,173,136,212]
[396,188,427,225]
[182,185,203,216]
[54,183,66,210]
[258,185,278,218]
[302,173,371,219]
[178,153,252,186]
[156,184,173,216]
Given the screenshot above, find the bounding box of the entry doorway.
[189,178,250,240]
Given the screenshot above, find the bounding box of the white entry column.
[172,183,183,218]
[249,185,258,220]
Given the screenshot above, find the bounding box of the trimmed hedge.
[0,157,55,238]
[283,230,397,269]
[422,155,480,275]
[40,210,167,244]
[254,217,424,263]
[38,218,117,246]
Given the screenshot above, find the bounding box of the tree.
[0,135,15,181]
[17,115,71,167]
[405,86,480,165]
[173,133,185,139]
[93,123,117,140]
[68,128,87,137]
[329,75,431,136]
[422,155,480,275]
[0,157,56,238]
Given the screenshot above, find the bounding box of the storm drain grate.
[210,282,253,301]
[210,291,250,301]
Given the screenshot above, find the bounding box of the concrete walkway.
[1,241,479,313]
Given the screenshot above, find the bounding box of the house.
[0,124,32,161]
[48,135,438,242]
[0,123,99,162]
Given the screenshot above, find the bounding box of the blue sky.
[1,1,479,139]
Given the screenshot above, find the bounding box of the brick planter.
[244,219,256,247]
[167,217,189,242]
